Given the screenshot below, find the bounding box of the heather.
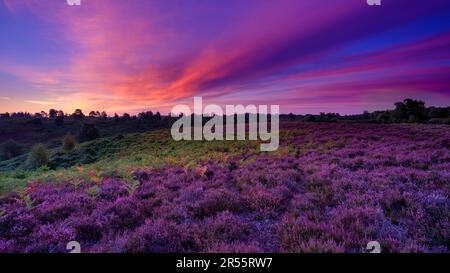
[0,122,448,253]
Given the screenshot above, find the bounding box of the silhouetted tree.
[49,109,58,119]
[0,112,10,119]
[392,102,408,122]
[10,112,31,118]
[121,113,131,121]
[72,109,85,119]
[113,113,120,123]
[138,111,153,120]
[394,98,426,122]
[89,111,101,118]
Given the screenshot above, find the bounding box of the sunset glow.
[1,0,450,114]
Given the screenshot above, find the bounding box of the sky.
[0,0,450,115]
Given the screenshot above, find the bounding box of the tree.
[62,133,76,151]
[393,102,408,121]
[88,111,101,118]
[404,98,426,121]
[49,109,58,119]
[0,113,10,119]
[72,109,85,119]
[121,113,131,121]
[113,113,120,122]
[392,99,426,122]
[138,111,153,120]
[27,144,49,169]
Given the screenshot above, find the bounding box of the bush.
[393,98,426,122]
[27,144,49,169]
[78,123,100,143]
[0,140,24,160]
[62,133,76,151]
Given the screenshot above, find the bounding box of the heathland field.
[0,121,449,252]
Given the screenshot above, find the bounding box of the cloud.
[0,62,61,86]
[1,0,450,114]
[24,100,58,106]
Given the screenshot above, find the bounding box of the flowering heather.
[0,122,449,253]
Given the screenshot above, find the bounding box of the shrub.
[125,219,199,252]
[0,208,36,239]
[393,98,426,122]
[78,123,100,142]
[0,140,24,160]
[95,198,143,231]
[200,211,253,244]
[27,144,49,169]
[73,218,103,244]
[1,123,449,253]
[62,133,76,151]
[25,223,75,253]
[193,190,245,218]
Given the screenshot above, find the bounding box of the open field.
[0,121,448,252]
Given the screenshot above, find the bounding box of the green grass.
[0,129,264,195]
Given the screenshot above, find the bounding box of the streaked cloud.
[0,0,449,114]
[24,100,59,106]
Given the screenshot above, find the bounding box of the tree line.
[283,98,450,124]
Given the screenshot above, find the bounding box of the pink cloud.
[1,0,449,114]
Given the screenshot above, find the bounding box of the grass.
[1,122,449,252]
[0,129,262,195]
